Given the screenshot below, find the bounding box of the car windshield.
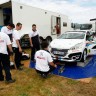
[58,32,85,39]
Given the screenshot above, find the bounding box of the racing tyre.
[81,49,87,62]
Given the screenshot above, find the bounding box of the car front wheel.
[81,49,87,62]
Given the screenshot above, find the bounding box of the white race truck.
[0,0,72,43]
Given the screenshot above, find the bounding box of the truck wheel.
[46,36,52,44]
[81,49,87,62]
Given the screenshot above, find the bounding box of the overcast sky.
[0,0,96,23]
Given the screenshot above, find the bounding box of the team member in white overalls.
[1,24,15,41]
[29,24,40,61]
[12,23,23,70]
[35,41,57,78]
[0,32,15,83]
[1,24,15,66]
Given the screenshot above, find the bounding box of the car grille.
[51,48,68,56]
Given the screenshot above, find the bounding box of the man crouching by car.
[35,41,57,78]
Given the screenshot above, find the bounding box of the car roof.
[65,31,86,33]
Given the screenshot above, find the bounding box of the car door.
[87,42,96,55]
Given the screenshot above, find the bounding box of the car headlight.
[70,42,83,50]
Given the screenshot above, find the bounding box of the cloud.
[72,0,96,7]
[0,0,96,23]
[19,0,96,23]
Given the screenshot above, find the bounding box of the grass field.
[0,49,96,96]
[0,67,96,96]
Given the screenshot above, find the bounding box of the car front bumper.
[52,52,82,62]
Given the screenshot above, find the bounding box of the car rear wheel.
[81,49,87,62]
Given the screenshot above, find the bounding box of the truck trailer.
[0,0,72,41]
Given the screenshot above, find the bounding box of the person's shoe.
[10,62,14,66]
[31,60,36,63]
[20,64,24,66]
[31,60,34,62]
[0,78,4,81]
[17,67,23,71]
[41,74,47,78]
[6,79,16,84]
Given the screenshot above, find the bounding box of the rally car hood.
[50,39,84,49]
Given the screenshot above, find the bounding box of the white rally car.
[50,30,96,62]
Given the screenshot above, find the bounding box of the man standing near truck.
[0,32,15,83]
[29,24,40,62]
[1,23,15,41]
[12,23,23,70]
[1,24,15,67]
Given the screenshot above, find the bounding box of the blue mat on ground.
[29,55,96,79]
